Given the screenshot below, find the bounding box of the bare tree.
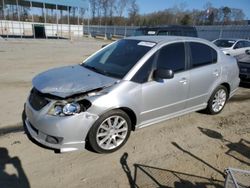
[128,0,139,25]
[231,8,245,24]
[89,0,98,23]
[115,0,127,17]
[180,14,191,25]
[222,6,231,24]
[107,0,116,24]
[0,1,4,19]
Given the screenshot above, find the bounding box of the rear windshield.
[134,29,146,36]
[213,39,236,48]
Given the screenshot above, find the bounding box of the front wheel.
[88,109,131,153]
[205,85,228,115]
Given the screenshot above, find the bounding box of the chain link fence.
[196,25,250,41]
[1,20,250,41]
[85,24,250,41]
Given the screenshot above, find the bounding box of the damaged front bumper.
[24,101,99,153]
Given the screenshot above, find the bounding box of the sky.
[136,0,250,19]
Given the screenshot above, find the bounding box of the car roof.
[215,38,250,42]
[126,35,209,44]
[137,25,196,30]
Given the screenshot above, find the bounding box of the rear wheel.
[205,85,228,115]
[88,109,131,153]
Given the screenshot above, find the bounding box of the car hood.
[32,65,118,98]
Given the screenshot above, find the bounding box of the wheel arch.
[220,82,231,97]
[118,107,137,131]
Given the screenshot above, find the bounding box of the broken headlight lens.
[50,102,81,116]
[49,99,91,116]
[63,103,81,115]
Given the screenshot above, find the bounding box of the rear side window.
[158,30,182,36]
[157,43,186,72]
[189,42,217,68]
[243,41,250,47]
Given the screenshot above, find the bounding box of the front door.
[140,42,189,125]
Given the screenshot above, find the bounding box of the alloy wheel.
[96,115,128,150]
[212,89,227,113]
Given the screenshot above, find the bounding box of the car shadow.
[0,147,30,188]
[198,127,250,166]
[120,152,224,188]
[229,91,250,103]
[239,82,250,89]
[0,123,24,136]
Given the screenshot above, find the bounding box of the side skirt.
[136,103,207,130]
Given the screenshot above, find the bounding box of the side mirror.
[246,49,250,55]
[153,69,174,80]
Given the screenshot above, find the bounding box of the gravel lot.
[0,38,249,188]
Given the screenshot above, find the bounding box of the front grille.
[29,88,49,111]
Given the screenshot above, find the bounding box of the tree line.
[0,0,247,26]
[89,0,247,26]
[89,0,139,25]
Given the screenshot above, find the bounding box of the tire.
[205,85,228,115]
[88,109,131,153]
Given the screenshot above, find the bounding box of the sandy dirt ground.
[0,39,249,188]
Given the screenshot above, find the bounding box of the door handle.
[179,78,187,84]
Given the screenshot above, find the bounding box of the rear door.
[186,42,220,108]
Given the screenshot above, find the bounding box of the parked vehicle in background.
[213,38,250,56]
[237,49,250,83]
[24,36,239,154]
[134,25,198,37]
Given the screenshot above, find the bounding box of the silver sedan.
[24,36,240,153]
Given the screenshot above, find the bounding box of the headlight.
[63,103,81,115]
[49,102,83,116]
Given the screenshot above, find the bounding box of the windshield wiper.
[82,64,122,79]
[83,64,105,74]
[83,64,114,77]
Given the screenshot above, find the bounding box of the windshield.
[82,39,155,79]
[213,39,236,48]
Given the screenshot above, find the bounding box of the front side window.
[82,39,155,79]
[189,42,217,68]
[157,42,186,72]
[234,41,245,49]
